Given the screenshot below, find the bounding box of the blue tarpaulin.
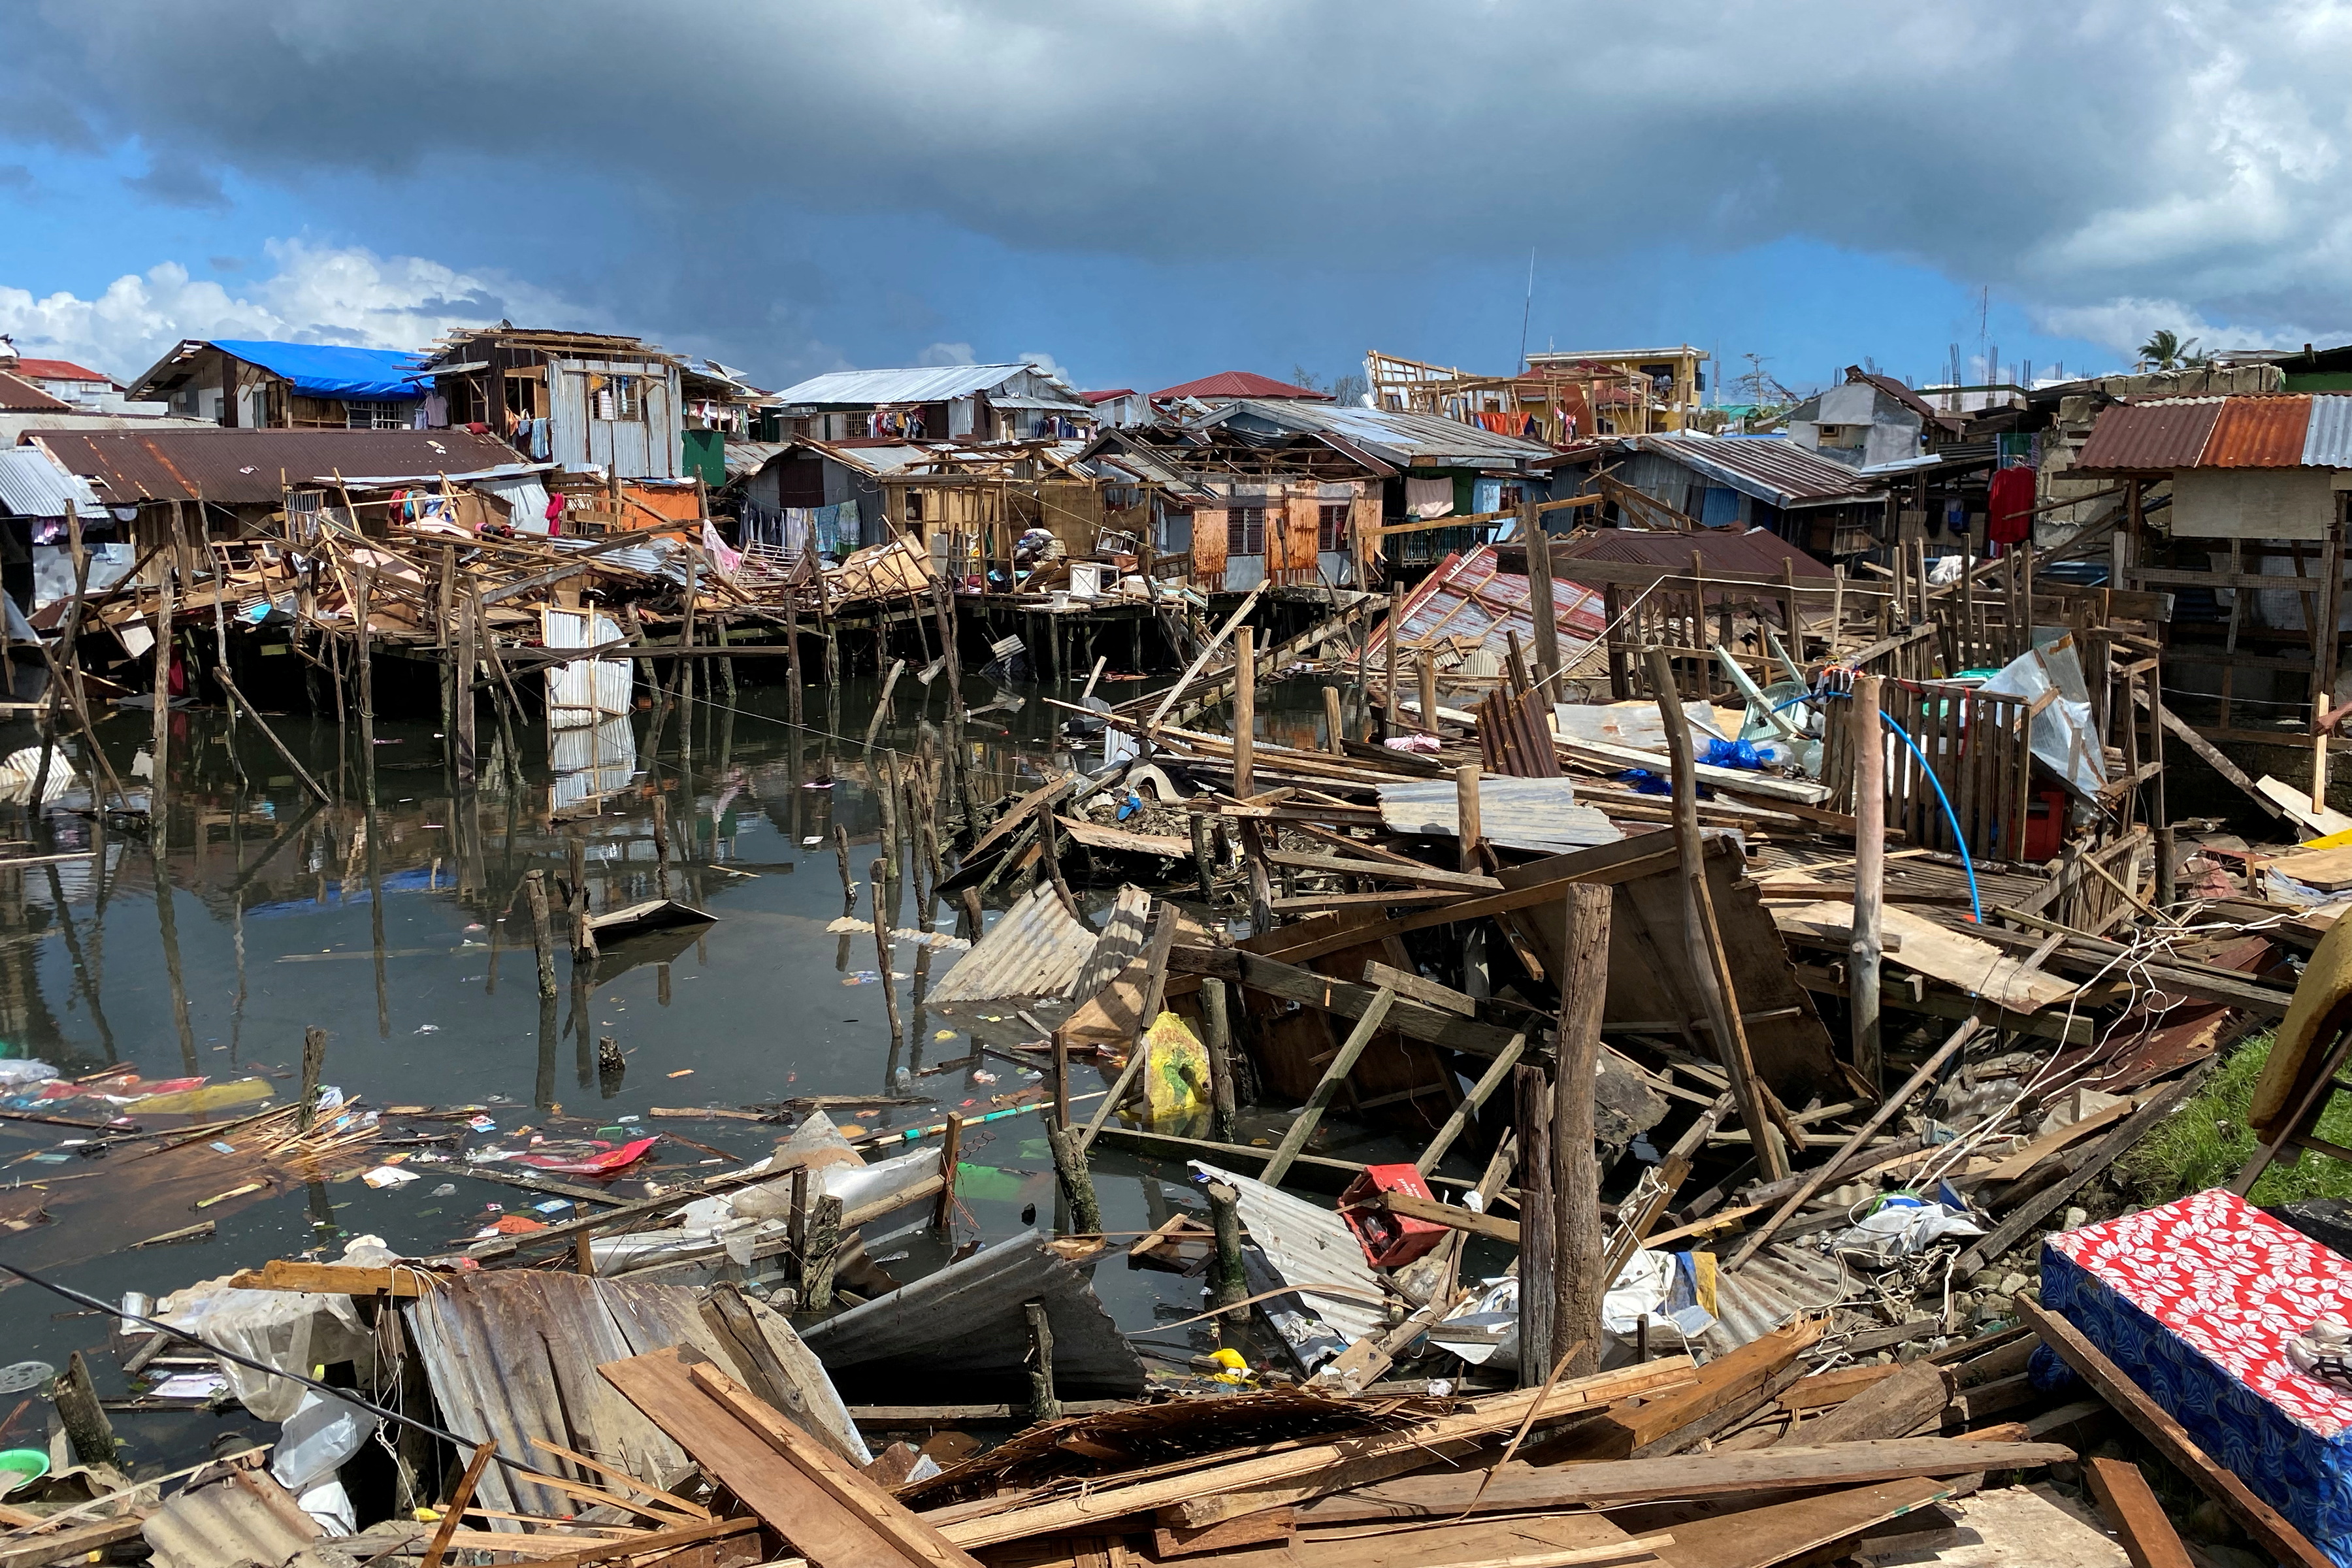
[210,340,425,402]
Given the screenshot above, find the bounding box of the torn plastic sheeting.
[514,1134,659,1174]
[1829,1196,1985,1263]
[152,1268,376,1422]
[593,1143,941,1271]
[1976,633,2107,800]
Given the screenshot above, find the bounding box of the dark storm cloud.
[8,1,2349,346]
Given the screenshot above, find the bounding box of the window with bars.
[346,402,409,430]
[1318,503,1348,553]
[1226,506,1266,556]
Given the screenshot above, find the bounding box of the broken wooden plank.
[2084,1456,2195,1568]
[1169,945,1522,1058]
[601,1347,984,1568]
[1778,1360,1952,1447]
[1648,1477,1955,1568]
[1264,850,1503,893]
[1362,960,1478,1016]
[2016,1298,2331,1568]
[1304,1439,2071,1517]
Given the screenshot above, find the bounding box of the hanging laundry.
[1987,464,2036,551]
[1405,476,1455,520]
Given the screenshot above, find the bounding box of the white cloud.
[2031,296,2341,359]
[915,341,975,367]
[1018,350,1077,387]
[0,239,594,382]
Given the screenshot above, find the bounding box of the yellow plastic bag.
[130,1079,276,1115]
[1139,1011,1208,1123]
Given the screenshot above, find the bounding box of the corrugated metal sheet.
[1637,433,1878,506]
[547,357,679,480]
[2304,395,2352,468]
[1369,545,1606,671]
[1190,1162,1385,1367]
[0,446,103,517]
[543,607,630,725]
[2072,399,2224,471]
[774,363,1037,406]
[2203,395,2313,467]
[723,439,788,481]
[1551,525,1834,581]
[930,883,1100,1004]
[0,370,72,412]
[798,1232,1147,1399]
[406,1271,860,1520]
[29,428,526,506]
[1218,399,1556,465]
[1377,777,1622,855]
[142,1461,321,1568]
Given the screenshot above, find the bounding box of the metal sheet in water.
[930,883,1099,1004]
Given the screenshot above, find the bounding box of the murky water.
[0,666,1369,1466]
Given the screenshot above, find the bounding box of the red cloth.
[1987,465,2036,546]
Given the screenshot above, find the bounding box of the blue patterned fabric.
[2044,1234,2352,1560]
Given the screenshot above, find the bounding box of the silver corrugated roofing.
[2305,395,2352,467]
[0,446,103,517]
[798,1232,1147,1399]
[772,363,1038,406]
[930,883,1100,1004]
[1378,777,1622,856]
[1639,433,1882,507]
[990,392,1092,412]
[723,439,788,480]
[1208,398,1556,465]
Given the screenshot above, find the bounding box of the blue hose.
[1816,689,1984,924]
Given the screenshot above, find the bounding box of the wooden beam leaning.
[1169,945,1522,1058]
[1260,985,1398,1188]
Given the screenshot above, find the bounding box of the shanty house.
[1081,389,1149,427]
[771,364,1092,445]
[127,339,427,429]
[0,447,112,611]
[2073,391,2352,748]
[1522,346,1709,432]
[1784,368,1963,469]
[1558,432,1887,554]
[410,328,685,481]
[28,427,532,569]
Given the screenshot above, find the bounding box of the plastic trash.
[1829,1194,1984,1262]
[0,1363,54,1395]
[271,1389,381,1495]
[295,1477,357,1535]
[1138,1011,1209,1122]
[0,1061,57,1088]
[0,1449,47,1495]
[1699,737,1772,770]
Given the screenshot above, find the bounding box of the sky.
[2,1,2349,401]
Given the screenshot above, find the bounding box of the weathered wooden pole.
[1204,1179,1250,1324]
[1024,1301,1062,1423]
[1046,1117,1102,1235]
[1202,976,1237,1142]
[524,870,557,999]
[1383,584,1401,734]
[1324,683,1346,755]
[1514,1061,1557,1388]
[1233,625,1256,799]
[1850,672,1887,1090]
[1552,883,1611,1381]
[1455,763,1484,874]
[871,857,904,1049]
[1523,498,1561,687]
[1418,654,1439,736]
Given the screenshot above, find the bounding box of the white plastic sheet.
[1976,633,2107,800]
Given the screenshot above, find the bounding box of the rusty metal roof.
[29,427,527,506]
[2203,395,2313,467]
[2074,399,2225,470]
[1639,433,1882,506]
[0,371,71,412]
[1371,544,1607,666]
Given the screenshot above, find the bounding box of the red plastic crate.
[1339,1163,1449,1268]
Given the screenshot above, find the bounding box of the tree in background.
[2138,329,2211,371]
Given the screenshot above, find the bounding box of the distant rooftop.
[1151,371,1332,402]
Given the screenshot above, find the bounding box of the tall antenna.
[1516,248,1536,372]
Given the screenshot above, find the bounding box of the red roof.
[2074,400,2225,471]
[1079,389,1135,404]
[2204,395,2312,468]
[10,358,114,385]
[1149,371,1333,402]
[0,372,71,413]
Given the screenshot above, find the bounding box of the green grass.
[2121,1032,2352,1207]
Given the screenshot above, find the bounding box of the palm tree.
[2139,329,2202,371]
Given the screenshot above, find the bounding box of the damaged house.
[127,338,428,431]
[770,363,1094,445]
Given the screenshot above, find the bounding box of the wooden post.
[1418,655,1439,736]
[1644,645,1788,1181]
[1260,986,1396,1188]
[525,870,557,999]
[1203,976,1237,1141]
[864,657,906,754]
[1383,585,1401,734]
[1233,625,1256,799]
[834,823,855,913]
[934,1113,962,1235]
[355,565,377,810]
[1046,1117,1102,1235]
[54,1352,116,1468]
[1850,672,1887,1089]
[1190,813,1217,903]
[1052,1034,1071,1127]
[785,592,806,734]
[872,858,903,1050]
[802,1194,843,1311]
[299,1026,327,1131]
[1324,683,1346,755]
[1552,883,1610,1382]
[652,794,672,900]
[566,834,595,960]
[1514,1062,1556,1388]
[1456,763,1484,874]
[787,1167,809,1266]
[1025,1301,1062,1424]
[453,582,478,782]
[152,554,174,803]
[1204,1179,1249,1324]
[1524,500,1560,686]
